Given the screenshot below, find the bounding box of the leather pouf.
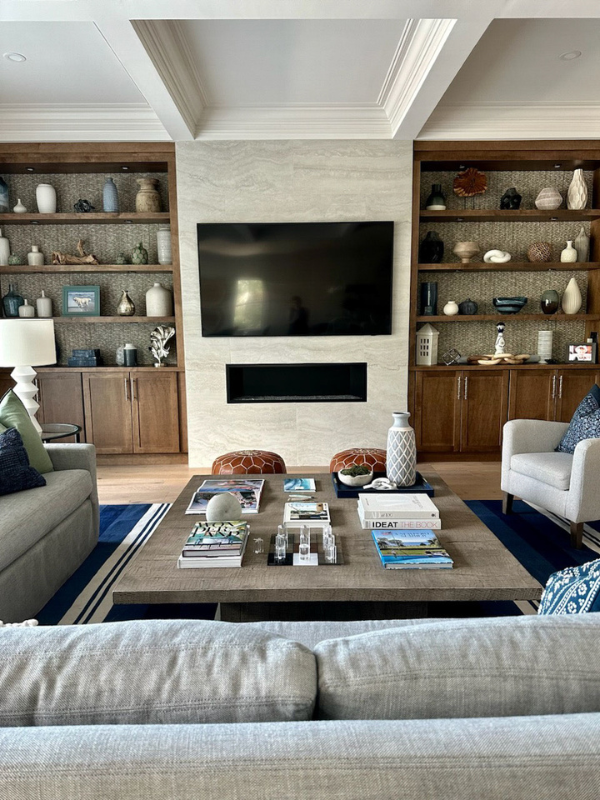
[212,450,287,475]
[329,448,387,473]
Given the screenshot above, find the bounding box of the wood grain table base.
[216,601,430,622]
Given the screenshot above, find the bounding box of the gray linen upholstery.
[510,452,573,491]
[566,435,600,521]
[315,615,600,720]
[46,443,99,529]
[1,716,600,800]
[501,419,568,488]
[0,620,316,726]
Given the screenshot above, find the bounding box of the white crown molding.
[378,18,456,137]
[196,105,391,139]
[419,101,600,139]
[0,104,168,142]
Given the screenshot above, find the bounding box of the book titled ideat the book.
[358,493,439,520]
[283,501,330,528]
[358,510,442,530]
[372,530,453,570]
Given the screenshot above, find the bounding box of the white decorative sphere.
[206,492,243,522]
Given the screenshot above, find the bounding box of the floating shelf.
[417,262,600,272]
[37,366,182,372]
[0,212,170,225]
[53,316,175,324]
[419,209,600,223]
[416,314,600,323]
[0,264,174,274]
[411,363,600,371]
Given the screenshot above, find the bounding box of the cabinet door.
[508,369,555,421]
[414,371,460,453]
[83,373,133,454]
[0,370,14,398]
[556,370,600,422]
[37,373,86,442]
[132,373,180,454]
[460,370,509,453]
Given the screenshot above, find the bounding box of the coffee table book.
[283,501,331,528]
[372,531,453,570]
[358,493,439,520]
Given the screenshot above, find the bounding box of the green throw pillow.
[0,390,53,474]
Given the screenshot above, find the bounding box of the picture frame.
[567,342,597,363]
[62,285,101,316]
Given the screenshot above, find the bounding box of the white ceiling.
[2,1,600,141]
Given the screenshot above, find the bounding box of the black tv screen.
[197,221,394,337]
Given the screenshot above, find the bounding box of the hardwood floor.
[96,461,502,505]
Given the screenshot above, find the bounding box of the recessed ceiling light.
[560,50,582,61]
[3,52,26,63]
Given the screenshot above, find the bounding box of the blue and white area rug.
[36,500,600,625]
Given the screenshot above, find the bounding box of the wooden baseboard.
[97,453,188,466]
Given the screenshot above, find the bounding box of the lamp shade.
[0,319,57,367]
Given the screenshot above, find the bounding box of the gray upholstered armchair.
[501,419,600,548]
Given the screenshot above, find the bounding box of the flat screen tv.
[197,221,394,337]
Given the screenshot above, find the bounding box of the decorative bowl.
[452,241,480,263]
[338,469,374,487]
[493,297,528,314]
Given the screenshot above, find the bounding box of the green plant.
[340,464,372,477]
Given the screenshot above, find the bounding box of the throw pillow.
[556,383,600,454]
[0,389,53,474]
[539,559,600,614]
[0,428,46,497]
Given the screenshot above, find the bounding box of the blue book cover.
[372,530,453,569]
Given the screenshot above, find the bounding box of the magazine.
[284,478,316,492]
[283,501,330,528]
[185,488,259,515]
[200,478,265,495]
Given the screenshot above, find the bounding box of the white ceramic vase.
[0,227,9,266]
[537,330,553,363]
[386,411,417,488]
[443,300,459,316]
[18,300,35,318]
[535,187,562,210]
[562,277,583,315]
[36,183,57,213]
[156,224,172,265]
[567,169,588,210]
[146,282,173,316]
[560,241,577,263]
[574,226,590,262]
[35,290,53,318]
[13,199,26,214]
[27,245,44,266]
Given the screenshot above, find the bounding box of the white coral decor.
[0,619,38,628]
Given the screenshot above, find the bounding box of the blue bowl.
[493,296,527,314]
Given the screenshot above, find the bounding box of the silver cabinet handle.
[559,375,563,399]
[551,375,556,399]
[464,376,468,400]
[132,377,137,401]
[457,376,461,399]
[124,378,130,401]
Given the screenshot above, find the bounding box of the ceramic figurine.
[131,242,148,265]
[483,249,511,263]
[73,199,95,213]
[0,227,9,266]
[12,199,26,213]
[560,241,577,263]
[443,300,459,316]
[149,324,175,367]
[567,169,588,210]
[0,176,8,212]
[425,183,446,210]
[386,412,416,488]
[116,290,135,316]
[500,187,522,210]
[540,289,560,315]
[36,183,57,213]
[452,241,480,263]
[534,187,562,210]
[574,226,590,262]
[135,178,161,212]
[494,323,506,356]
[459,298,478,315]
[102,177,119,212]
[562,277,583,315]
[419,231,444,263]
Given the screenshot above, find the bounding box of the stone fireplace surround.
[176,140,413,467]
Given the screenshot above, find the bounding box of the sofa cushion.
[556,383,600,454]
[314,615,600,720]
[0,620,316,726]
[0,390,53,474]
[0,469,92,572]
[0,428,46,497]
[539,558,600,615]
[510,451,573,491]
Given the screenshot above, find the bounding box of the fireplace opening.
[226,363,367,403]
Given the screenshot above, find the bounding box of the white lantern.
[416,323,439,366]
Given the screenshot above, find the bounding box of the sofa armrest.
[44,443,98,529]
[502,419,569,487]
[566,437,600,522]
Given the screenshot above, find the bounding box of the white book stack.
[357,493,441,530]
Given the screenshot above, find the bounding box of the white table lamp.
[0,319,57,433]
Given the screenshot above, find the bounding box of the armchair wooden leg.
[570,521,584,549]
[502,492,514,515]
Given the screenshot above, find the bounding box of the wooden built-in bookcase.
[0,143,187,459]
[409,141,600,460]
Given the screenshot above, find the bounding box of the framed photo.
[567,342,597,363]
[62,285,100,316]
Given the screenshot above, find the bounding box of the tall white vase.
[386,411,417,488]
[562,277,583,315]
[36,183,57,213]
[574,226,590,262]
[567,169,588,210]
[145,282,173,316]
[0,227,9,266]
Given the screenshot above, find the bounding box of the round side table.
[40,423,82,443]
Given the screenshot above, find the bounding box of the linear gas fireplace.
[226,363,367,404]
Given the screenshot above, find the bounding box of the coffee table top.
[112,470,542,606]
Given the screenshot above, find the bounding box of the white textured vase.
[0,227,9,266]
[562,277,583,315]
[36,183,57,213]
[156,224,172,265]
[146,282,173,316]
[535,187,562,210]
[386,412,417,488]
[560,240,577,263]
[574,226,590,262]
[567,169,588,210]
[206,492,243,522]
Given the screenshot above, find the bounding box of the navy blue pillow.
[556,383,600,454]
[0,427,46,497]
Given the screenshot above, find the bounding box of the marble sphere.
[206,492,243,522]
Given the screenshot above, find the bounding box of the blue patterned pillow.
[556,383,600,454]
[0,428,46,497]
[539,559,600,614]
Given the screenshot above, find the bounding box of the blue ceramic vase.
[103,177,119,213]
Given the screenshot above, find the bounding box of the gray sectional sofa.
[0,443,99,622]
[1,614,600,799]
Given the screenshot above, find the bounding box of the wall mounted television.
[197,221,394,337]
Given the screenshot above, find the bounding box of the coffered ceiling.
[1,0,600,141]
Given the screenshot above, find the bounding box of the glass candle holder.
[299,541,310,562]
[275,532,287,562]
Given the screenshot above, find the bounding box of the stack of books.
[185,479,265,515]
[372,530,453,570]
[177,521,249,569]
[357,493,440,530]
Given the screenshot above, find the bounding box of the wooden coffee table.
[112,470,542,621]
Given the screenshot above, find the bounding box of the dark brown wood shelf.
[419,209,600,223]
[417,262,600,272]
[411,363,600,371]
[53,316,175,324]
[0,264,174,274]
[0,212,171,225]
[416,314,600,322]
[37,366,183,373]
